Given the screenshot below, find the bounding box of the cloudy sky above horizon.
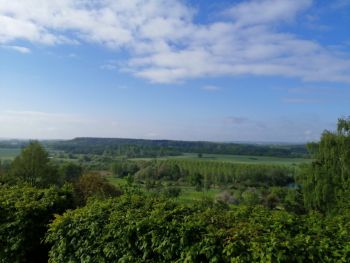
[0,0,349,142]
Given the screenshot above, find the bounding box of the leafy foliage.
[46,195,350,262]
[298,117,350,212]
[0,185,74,263]
[9,141,58,187]
[58,162,83,183]
[134,160,295,188]
[111,160,139,178]
[50,137,308,158]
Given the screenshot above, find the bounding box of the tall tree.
[10,141,57,187]
[299,117,350,212]
[59,162,83,183]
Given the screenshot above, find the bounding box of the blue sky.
[0,0,349,142]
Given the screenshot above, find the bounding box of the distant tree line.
[111,159,294,189]
[50,137,308,158]
[0,140,29,149]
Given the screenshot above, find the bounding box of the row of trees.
[111,159,294,189]
[51,137,308,157]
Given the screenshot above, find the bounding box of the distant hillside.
[49,137,309,158]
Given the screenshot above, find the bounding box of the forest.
[0,137,307,158]
[0,118,350,262]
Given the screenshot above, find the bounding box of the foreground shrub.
[0,185,74,263]
[46,195,350,262]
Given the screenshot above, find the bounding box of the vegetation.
[0,185,74,263]
[131,153,311,166]
[117,159,295,188]
[299,117,350,213]
[50,137,308,158]
[46,196,350,263]
[74,172,123,205]
[1,118,350,262]
[9,141,58,187]
[0,147,21,160]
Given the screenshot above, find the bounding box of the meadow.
[131,152,311,166]
[0,148,21,160]
[107,176,222,204]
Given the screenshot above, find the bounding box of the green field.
[107,177,128,187]
[131,153,311,166]
[107,176,221,203]
[177,186,221,203]
[0,148,21,160]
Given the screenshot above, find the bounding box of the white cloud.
[1,0,350,83]
[225,0,312,26]
[1,45,31,53]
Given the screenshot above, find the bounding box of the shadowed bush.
[0,185,74,263]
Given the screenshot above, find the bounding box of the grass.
[0,148,21,160]
[107,177,129,187]
[131,153,311,166]
[177,186,221,203]
[106,176,221,203]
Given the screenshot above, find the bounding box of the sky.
[0,0,349,142]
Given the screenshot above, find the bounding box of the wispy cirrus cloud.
[225,0,312,26]
[1,0,350,83]
[1,45,31,53]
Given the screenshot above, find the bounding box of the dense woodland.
[0,118,350,262]
[48,137,308,158]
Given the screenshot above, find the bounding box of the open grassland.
[0,148,21,160]
[131,153,311,166]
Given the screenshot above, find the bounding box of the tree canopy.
[10,141,57,187]
[299,117,350,212]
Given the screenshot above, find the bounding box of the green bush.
[46,195,350,262]
[0,185,74,263]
